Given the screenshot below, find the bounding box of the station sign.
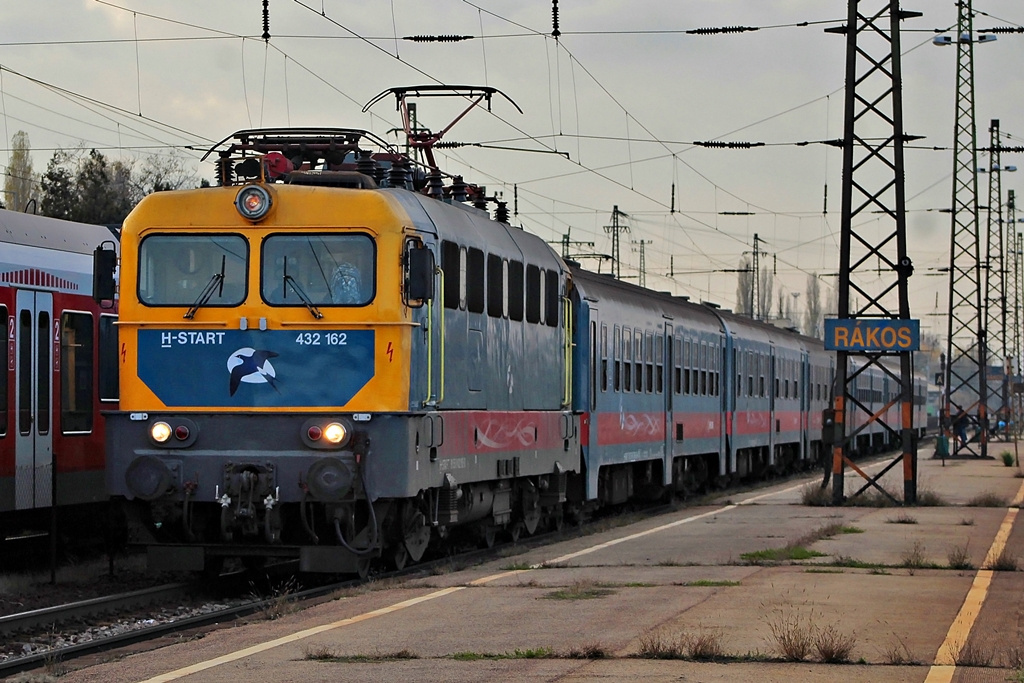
[824,319,919,352]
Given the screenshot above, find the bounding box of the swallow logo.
[226,347,280,396]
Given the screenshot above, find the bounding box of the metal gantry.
[983,120,1009,437]
[830,0,919,504]
[942,1,987,458]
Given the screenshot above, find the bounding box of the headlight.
[235,185,272,221]
[323,422,347,444]
[150,421,172,443]
[125,455,173,501]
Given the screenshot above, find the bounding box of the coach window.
[683,340,691,394]
[655,334,664,393]
[487,254,503,317]
[545,270,559,326]
[526,265,541,323]
[467,247,484,313]
[601,324,609,391]
[141,234,248,307]
[508,260,524,321]
[630,327,638,393]
[98,314,119,401]
[712,346,719,396]
[674,337,682,395]
[61,312,94,433]
[0,306,6,436]
[614,325,622,391]
[698,342,706,395]
[645,331,654,393]
[747,351,754,397]
[623,327,632,391]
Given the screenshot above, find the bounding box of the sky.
[2,1,1024,339]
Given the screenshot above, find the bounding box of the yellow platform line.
[924,478,1024,683]
[139,587,465,683]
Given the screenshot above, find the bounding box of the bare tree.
[735,256,753,316]
[758,266,774,320]
[804,273,822,338]
[4,130,38,212]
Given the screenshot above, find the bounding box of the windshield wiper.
[283,272,324,319]
[184,255,225,319]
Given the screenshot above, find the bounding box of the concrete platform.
[41,448,1024,683]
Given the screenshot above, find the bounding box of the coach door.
[14,290,53,509]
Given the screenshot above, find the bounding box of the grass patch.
[565,643,609,659]
[900,540,939,573]
[838,526,864,534]
[814,624,857,663]
[741,546,826,564]
[1002,451,1016,467]
[882,633,919,665]
[801,483,833,507]
[451,647,555,661]
[887,512,918,525]
[635,627,727,661]
[947,542,974,570]
[683,579,740,587]
[988,548,1018,571]
[766,612,814,661]
[544,579,616,600]
[966,492,1009,507]
[805,568,844,574]
[830,555,886,570]
[916,487,946,506]
[302,644,418,663]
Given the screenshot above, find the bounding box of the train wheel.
[482,525,498,548]
[356,557,372,580]
[521,483,541,535]
[508,522,523,543]
[392,543,409,571]
[400,503,430,563]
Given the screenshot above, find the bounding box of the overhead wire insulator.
[552,0,560,39]
[981,26,1024,33]
[686,25,758,35]
[434,141,465,149]
[262,0,270,43]
[404,35,474,42]
[692,141,765,148]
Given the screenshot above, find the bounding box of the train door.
[663,324,674,486]
[14,290,53,510]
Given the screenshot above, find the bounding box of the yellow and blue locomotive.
[103,129,578,573]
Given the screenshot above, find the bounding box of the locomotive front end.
[105,132,432,574]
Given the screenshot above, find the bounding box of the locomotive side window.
[441,240,460,309]
[467,247,484,314]
[140,234,247,306]
[487,254,503,317]
[61,312,94,434]
[99,314,119,401]
[526,265,541,323]
[545,270,559,327]
[0,306,6,436]
[508,260,524,321]
[459,247,468,310]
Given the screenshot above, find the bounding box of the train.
[99,128,928,575]
[0,209,119,542]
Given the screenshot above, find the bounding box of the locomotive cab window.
[139,234,248,306]
[263,233,375,306]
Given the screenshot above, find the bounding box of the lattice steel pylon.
[942,1,987,458]
[983,120,1008,438]
[830,0,919,505]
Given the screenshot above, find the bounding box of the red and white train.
[0,209,118,539]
